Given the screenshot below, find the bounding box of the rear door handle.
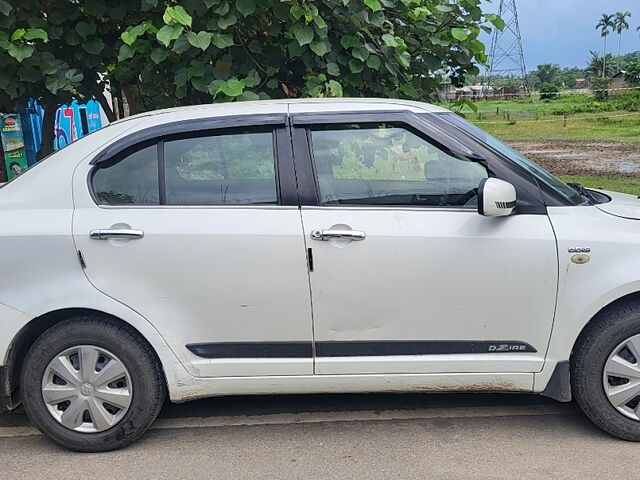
[310,229,366,241]
[90,229,145,240]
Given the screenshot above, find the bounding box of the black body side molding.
[186,342,312,359]
[186,340,537,359]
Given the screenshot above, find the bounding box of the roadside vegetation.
[456,92,640,143]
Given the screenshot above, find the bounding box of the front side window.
[310,124,488,207]
[92,144,159,205]
[164,130,277,205]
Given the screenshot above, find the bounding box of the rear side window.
[91,129,278,206]
[92,144,159,205]
[310,123,487,207]
[164,130,277,205]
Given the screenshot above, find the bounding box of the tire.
[20,316,165,452]
[572,300,640,441]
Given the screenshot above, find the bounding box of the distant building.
[439,85,493,102]
[610,72,627,95]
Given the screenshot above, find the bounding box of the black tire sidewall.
[573,304,640,441]
[20,317,164,452]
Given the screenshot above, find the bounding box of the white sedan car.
[2,98,640,451]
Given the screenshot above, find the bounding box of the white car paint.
[301,206,557,375]
[595,190,640,220]
[0,98,638,404]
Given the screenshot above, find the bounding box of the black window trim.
[90,114,287,165]
[291,110,485,160]
[89,114,290,208]
[290,111,548,215]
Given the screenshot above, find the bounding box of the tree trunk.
[121,84,142,115]
[618,34,622,74]
[602,36,608,79]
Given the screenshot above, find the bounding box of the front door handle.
[90,229,145,240]
[310,229,366,241]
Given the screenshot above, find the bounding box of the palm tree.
[587,51,614,78]
[613,11,632,72]
[596,13,614,78]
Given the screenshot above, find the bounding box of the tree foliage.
[117,0,502,110]
[0,1,157,152]
[590,76,612,100]
[530,64,560,88]
[539,82,559,100]
[0,0,503,153]
[587,51,614,79]
[625,61,640,87]
[1,0,502,110]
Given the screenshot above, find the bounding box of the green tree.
[625,60,640,87]
[0,1,158,154]
[587,51,614,79]
[613,11,631,72]
[539,82,559,100]
[532,63,560,88]
[0,0,504,156]
[596,13,614,78]
[590,76,612,100]
[556,67,588,89]
[119,0,503,109]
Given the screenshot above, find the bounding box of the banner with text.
[0,114,28,180]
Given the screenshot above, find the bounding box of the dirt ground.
[506,140,640,176]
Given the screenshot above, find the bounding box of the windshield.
[437,113,583,206]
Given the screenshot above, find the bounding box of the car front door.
[72,114,314,378]
[290,110,558,375]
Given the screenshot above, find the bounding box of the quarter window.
[310,124,488,207]
[92,144,159,205]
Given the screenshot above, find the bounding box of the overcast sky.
[480,0,640,70]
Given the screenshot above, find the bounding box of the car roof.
[114,97,450,127]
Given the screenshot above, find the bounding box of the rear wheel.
[20,316,165,452]
[572,301,640,441]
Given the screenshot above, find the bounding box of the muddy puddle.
[507,140,640,176]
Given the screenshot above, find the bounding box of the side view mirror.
[478,178,517,217]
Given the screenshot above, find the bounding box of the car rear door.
[72,113,314,378]
[290,109,558,376]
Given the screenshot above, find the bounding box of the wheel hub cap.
[80,383,94,396]
[603,334,640,421]
[41,345,133,433]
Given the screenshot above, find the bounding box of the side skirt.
[167,372,534,403]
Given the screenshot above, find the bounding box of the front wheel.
[20,316,165,452]
[572,301,640,441]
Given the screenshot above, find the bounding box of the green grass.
[559,175,640,195]
[464,93,591,114]
[472,112,640,142]
[443,92,640,142]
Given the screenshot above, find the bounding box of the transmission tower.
[485,0,528,94]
